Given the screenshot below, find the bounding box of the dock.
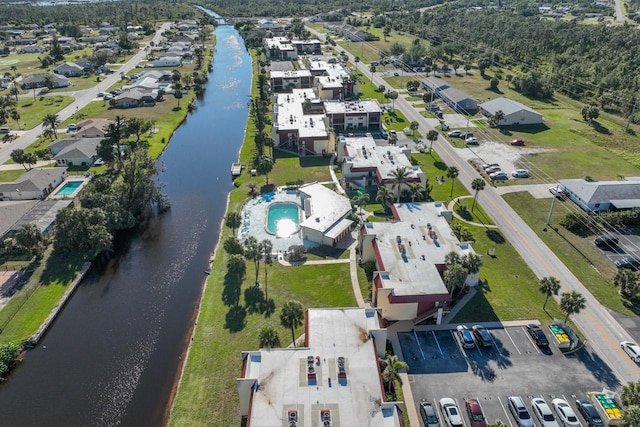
[231,162,245,178]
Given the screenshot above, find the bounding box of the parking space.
[597,233,640,267]
[404,325,617,427]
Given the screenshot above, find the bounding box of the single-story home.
[20,73,69,89]
[49,137,101,166]
[20,45,46,53]
[479,97,544,126]
[559,177,640,212]
[113,87,158,108]
[74,118,112,138]
[422,76,478,112]
[149,56,182,68]
[54,62,84,77]
[0,167,68,201]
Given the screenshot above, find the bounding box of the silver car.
[508,396,534,427]
[532,398,560,427]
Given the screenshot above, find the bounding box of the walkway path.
[0,160,55,171]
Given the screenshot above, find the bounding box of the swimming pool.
[159,83,169,89]
[266,202,300,237]
[54,180,82,197]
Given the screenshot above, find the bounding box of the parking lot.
[400,325,621,426]
[595,233,640,268]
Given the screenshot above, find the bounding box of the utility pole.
[546,184,560,225]
[626,98,637,132]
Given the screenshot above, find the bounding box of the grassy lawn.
[0,168,26,182]
[503,191,635,316]
[11,95,75,131]
[337,28,419,64]
[0,247,85,344]
[267,150,333,186]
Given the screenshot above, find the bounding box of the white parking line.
[432,331,444,356]
[490,332,507,358]
[414,330,426,360]
[505,328,522,355]
[451,330,468,358]
[521,326,541,354]
[497,396,514,427]
[455,397,468,427]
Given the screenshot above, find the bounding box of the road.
[0,22,171,165]
[308,27,640,385]
[614,0,625,22]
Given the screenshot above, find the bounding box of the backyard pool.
[266,202,300,237]
[54,180,83,197]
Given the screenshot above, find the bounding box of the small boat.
[231,162,243,178]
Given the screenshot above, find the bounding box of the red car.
[510,139,525,146]
[465,398,487,427]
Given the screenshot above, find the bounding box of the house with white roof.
[270,69,314,92]
[359,202,477,322]
[238,307,405,427]
[479,97,544,126]
[422,77,477,112]
[324,99,382,132]
[559,177,640,212]
[271,89,334,156]
[264,36,297,60]
[337,135,427,194]
[309,61,357,100]
[298,182,353,246]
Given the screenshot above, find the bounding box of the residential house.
[74,118,112,138]
[558,178,640,212]
[20,73,69,89]
[54,62,84,77]
[323,22,371,41]
[75,58,95,72]
[149,56,182,68]
[479,97,544,126]
[20,45,46,53]
[176,20,199,31]
[422,76,478,112]
[113,87,158,108]
[0,167,68,201]
[238,307,405,427]
[98,26,120,35]
[171,34,196,44]
[139,70,173,83]
[257,18,278,30]
[324,99,382,132]
[359,202,477,322]
[49,138,100,167]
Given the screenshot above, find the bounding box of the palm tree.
[173,82,183,107]
[426,129,439,152]
[9,85,20,102]
[42,113,60,138]
[491,110,505,127]
[445,263,467,297]
[10,109,20,129]
[15,223,43,255]
[447,166,459,198]
[388,166,412,203]
[260,239,273,300]
[351,191,370,215]
[243,236,261,284]
[280,300,304,347]
[621,381,640,407]
[379,354,409,392]
[409,183,424,203]
[376,186,394,212]
[613,269,639,299]
[539,276,561,310]
[444,251,461,267]
[225,212,242,237]
[462,253,483,274]
[471,178,485,212]
[560,291,586,324]
[258,326,281,349]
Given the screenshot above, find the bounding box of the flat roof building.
[479,97,544,126]
[264,36,297,60]
[298,182,353,246]
[270,69,314,92]
[238,307,405,427]
[559,177,640,212]
[324,99,382,132]
[422,77,478,112]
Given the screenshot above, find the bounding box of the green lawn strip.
[503,191,633,316]
[356,262,371,304]
[13,96,74,131]
[0,168,26,182]
[0,248,85,344]
[336,28,417,64]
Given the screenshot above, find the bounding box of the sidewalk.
[0,160,56,171]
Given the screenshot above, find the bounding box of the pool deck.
[47,176,91,200]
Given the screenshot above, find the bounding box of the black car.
[526,324,549,347]
[471,325,493,347]
[575,399,604,427]
[615,257,640,270]
[593,235,619,247]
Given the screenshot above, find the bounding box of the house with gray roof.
[479,97,544,126]
[559,178,640,212]
[114,87,158,108]
[49,138,100,167]
[422,76,478,112]
[20,73,69,89]
[54,62,84,77]
[0,167,67,201]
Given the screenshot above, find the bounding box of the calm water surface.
[0,21,251,427]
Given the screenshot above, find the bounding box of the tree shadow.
[485,229,506,244]
[41,251,86,286]
[433,160,447,171]
[499,123,550,134]
[244,285,265,314]
[499,129,513,136]
[260,183,275,193]
[224,305,247,332]
[591,121,611,135]
[575,346,620,389]
[222,272,242,307]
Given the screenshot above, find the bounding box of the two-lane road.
[0,22,171,165]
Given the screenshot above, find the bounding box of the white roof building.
[238,307,404,427]
[298,182,353,246]
[479,97,544,126]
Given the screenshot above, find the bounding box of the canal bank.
[0,20,252,427]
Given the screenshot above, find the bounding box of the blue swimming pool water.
[266,202,300,237]
[55,181,82,196]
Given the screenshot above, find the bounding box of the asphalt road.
[0,22,171,165]
[307,26,640,385]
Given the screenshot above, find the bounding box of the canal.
[0,17,251,427]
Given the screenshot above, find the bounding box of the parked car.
[456,325,475,349]
[448,130,462,138]
[490,172,509,181]
[465,137,479,145]
[428,104,441,111]
[508,396,535,427]
[97,92,106,98]
[109,89,122,95]
[465,398,487,427]
[440,398,464,427]
[420,401,440,427]
[526,324,549,347]
[511,169,530,178]
[485,165,501,174]
[510,139,525,146]
[67,123,78,132]
[615,257,640,270]
[531,398,560,427]
[471,325,493,347]
[575,399,604,427]
[549,186,567,200]
[621,341,640,362]
[393,72,400,76]
[593,235,619,247]
[482,163,499,170]
[552,398,581,427]
[461,132,474,139]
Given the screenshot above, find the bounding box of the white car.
[448,130,462,138]
[508,396,534,427]
[490,172,509,181]
[621,341,640,362]
[485,166,501,174]
[532,398,560,427]
[552,398,581,427]
[511,169,530,178]
[440,398,463,427]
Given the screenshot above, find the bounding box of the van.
[0,127,10,134]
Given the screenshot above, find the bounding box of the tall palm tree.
[471,178,485,212]
[539,276,561,310]
[560,291,586,324]
[388,166,412,203]
[243,236,261,284]
[226,254,246,289]
[225,212,242,237]
[444,251,461,267]
[379,354,409,392]
[462,253,483,274]
[260,239,273,300]
[445,263,467,297]
[42,113,60,138]
[9,85,20,102]
[351,191,370,215]
[173,82,183,107]
[376,186,394,212]
[447,166,459,198]
[10,109,20,129]
[258,326,281,349]
[409,183,424,203]
[280,300,304,347]
[426,129,439,152]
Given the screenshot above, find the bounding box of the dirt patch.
[457,140,554,175]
